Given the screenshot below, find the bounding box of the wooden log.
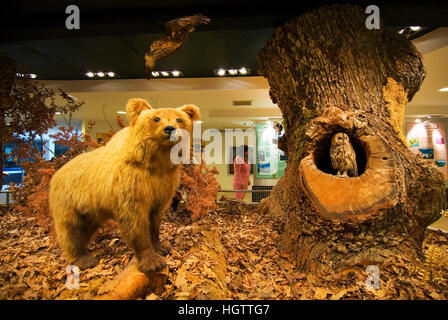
[94,258,168,300]
[172,229,230,300]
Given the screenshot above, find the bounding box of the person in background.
[233,145,250,200]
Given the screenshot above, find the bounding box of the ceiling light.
[217,68,226,76]
[151,70,182,77]
[86,72,94,78]
[243,121,254,126]
[15,72,37,78]
[107,72,115,77]
[55,112,62,115]
[215,68,250,77]
[410,26,422,31]
[416,118,422,123]
[439,87,448,92]
[117,111,127,114]
[96,72,105,77]
[398,29,405,34]
[238,67,248,75]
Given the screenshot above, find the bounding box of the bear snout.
[163,126,176,135]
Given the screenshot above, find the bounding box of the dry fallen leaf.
[313,287,330,300]
[109,238,120,247]
[331,288,348,300]
[1,205,448,301]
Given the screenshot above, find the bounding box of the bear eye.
[176,118,183,123]
[153,117,160,122]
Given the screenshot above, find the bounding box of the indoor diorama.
[1,0,448,303]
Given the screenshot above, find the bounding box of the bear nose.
[164,126,176,135]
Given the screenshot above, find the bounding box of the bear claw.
[137,252,166,274]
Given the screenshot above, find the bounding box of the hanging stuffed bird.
[58,88,77,103]
[144,14,210,79]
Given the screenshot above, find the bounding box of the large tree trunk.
[257,4,445,272]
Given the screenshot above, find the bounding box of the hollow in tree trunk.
[257,4,445,272]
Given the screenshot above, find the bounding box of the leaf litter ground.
[0,204,447,300]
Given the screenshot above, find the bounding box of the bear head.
[126,98,200,149]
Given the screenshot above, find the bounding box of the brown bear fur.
[49,98,200,274]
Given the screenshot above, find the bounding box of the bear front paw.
[137,252,166,274]
[72,254,99,270]
[154,242,172,256]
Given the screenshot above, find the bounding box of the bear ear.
[177,104,200,121]
[126,98,152,126]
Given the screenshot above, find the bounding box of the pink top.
[234,155,250,185]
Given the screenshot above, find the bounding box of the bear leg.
[55,214,99,270]
[117,212,166,274]
[150,208,172,256]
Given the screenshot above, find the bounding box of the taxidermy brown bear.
[49,98,200,274]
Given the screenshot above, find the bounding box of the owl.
[330,132,358,177]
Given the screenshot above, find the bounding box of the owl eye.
[154,117,160,122]
[176,118,183,123]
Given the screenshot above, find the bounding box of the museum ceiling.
[1,0,448,80]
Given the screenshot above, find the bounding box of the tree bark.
[257,4,445,272]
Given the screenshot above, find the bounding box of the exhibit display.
[406,121,448,179]
[255,123,286,179]
[1,0,448,305]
